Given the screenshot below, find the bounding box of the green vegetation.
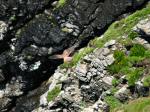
[47,86,61,102]
[107,44,147,86]
[60,47,94,68]
[114,50,125,62]
[90,4,150,48]
[107,40,150,86]
[128,31,139,40]
[104,96,122,110]
[126,68,143,86]
[143,75,150,87]
[113,97,150,112]
[9,15,16,21]
[57,0,67,8]
[130,44,146,57]
[107,50,128,74]
[110,87,118,95]
[112,78,119,86]
[126,56,144,65]
[144,50,150,58]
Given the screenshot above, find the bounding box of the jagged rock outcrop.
[32,8,150,112]
[0,0,148,111]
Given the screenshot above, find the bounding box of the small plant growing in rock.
[114,50,125,62]
[143,75,150,87]
[57,0,67,8]
[47,86,61,102]
[126,68,143,86]
[110,87,118,94]
[130,44,146,57]
[104,96,122,110]
[112,78,119,86]
[107,50,128,74]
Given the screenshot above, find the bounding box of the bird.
[49,43,79,62]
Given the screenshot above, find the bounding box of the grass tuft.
[113,97,150,112]
[143,75,150,87]
[47,86,61,102]
[60,47,94,68]
[104,96,122,110]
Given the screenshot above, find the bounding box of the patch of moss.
[9,15,16,21]
[90,4,150,48]
[113,97,150,112]
[143,75,150,87]
[47,86,61,102]
[61,27,70,32]
[104,96,122,110]
[60,47,94,68]
[56,0,67,8]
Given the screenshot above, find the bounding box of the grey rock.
[104,40,116,47]
[135,81,149,97]
[114,85,129,102]
[135,18,150,35]
[102,76,114,86]
[0,21,7,40]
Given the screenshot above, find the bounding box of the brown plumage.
[49,43,79,62]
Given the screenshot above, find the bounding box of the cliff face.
[32,4,150,112]
[0,0,148,111]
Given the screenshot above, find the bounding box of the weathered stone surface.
[102,76,114,86]
[135,17,150,35]
[114,85,129,102]
[0,0,147,111]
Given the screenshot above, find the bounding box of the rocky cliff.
[0,0,149,111]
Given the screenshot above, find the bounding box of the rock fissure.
[0,0,149,111]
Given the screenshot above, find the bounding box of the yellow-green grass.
[113,97,150,112]
[57,0,67,8]
[47,86,61,102]
[90,4,150,48]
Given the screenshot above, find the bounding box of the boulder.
[114,85,129,102]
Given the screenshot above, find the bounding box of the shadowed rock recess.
[0,0,148,111]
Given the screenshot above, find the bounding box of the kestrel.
[49,43,79,62]
[49,49,73,62]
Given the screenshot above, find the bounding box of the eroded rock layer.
[0,0,147,111]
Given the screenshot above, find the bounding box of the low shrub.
[130,44,146,57]
[107,50,128,74]
[112,78,119,86]
[126,68,143,86]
